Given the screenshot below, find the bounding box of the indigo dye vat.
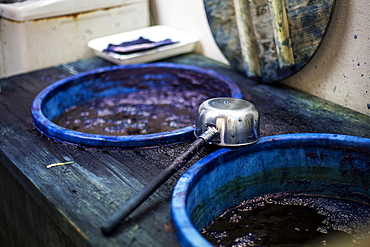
[171,133,370,246]
[32,63,241,148]
[101,98,259,235]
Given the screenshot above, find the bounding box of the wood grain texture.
[0,161,78,247]
[0,54,369,246]
[233,0,261,77]
[204,0,336,82]
[268,0,295,68]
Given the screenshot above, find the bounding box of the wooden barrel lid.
[204,0,336,82]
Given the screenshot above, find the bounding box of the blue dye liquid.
[53,89,209,135]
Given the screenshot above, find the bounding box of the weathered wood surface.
[0,54,369,247]
[204,0,336,82]
[0,161,77,247]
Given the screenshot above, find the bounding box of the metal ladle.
[101,97,260,235]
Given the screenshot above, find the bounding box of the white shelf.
[0,0,144,21]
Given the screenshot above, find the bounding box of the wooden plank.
[268,0,295,68]
[233,0,261,77]
[0,111,184,246]
[0,162,78,247]
[0,65,184,246]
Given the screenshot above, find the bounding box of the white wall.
[150,0,370,116]
[149,0,228,64]
[281,0,370,116]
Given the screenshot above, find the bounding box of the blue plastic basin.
[32,63,241,148]
[171,133,370,247]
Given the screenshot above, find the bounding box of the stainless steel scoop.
[101,98,260,235]
[196,97,260,146]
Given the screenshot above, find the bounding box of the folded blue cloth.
[103,36,178,55]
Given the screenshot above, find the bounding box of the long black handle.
[100,128,218,235]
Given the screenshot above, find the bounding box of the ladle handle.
[101,127,219,236]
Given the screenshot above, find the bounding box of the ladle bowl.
[195,98,259,146]
[171,133,370,247]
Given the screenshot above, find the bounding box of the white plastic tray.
[88,25,199,65]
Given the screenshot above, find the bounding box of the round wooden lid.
[204,0,336,82]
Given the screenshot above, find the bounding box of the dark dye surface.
[201,193,370,246]
[53,89,207,135]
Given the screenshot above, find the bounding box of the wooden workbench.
[0,54,369,247]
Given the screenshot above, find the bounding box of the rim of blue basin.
[171,133,370,247]
[32,63,242,149]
